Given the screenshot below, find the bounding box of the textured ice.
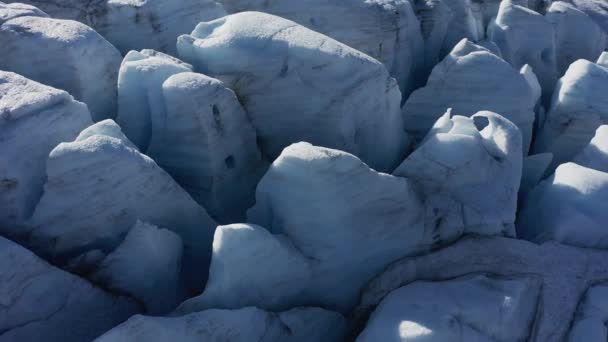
[517,162,608,248]
[210,0,424,96]
[92,220,183,314]
[177,11,408,172]
[16,0,226,55]
[0,236,138,342]
[394,111,523,238]
[546,2,606,76]
[75,119,136,149]
[149,72,267,223]
[533,58,608,171]
[572,126,608,173]
[570,0,608,44]
[520,153,553,197]
[356,274,540,342]
[488,0,557,103]
[438,0,484,58]
[413,0,452,76]
[569,284,608,341]
[0,1,47,21]
[26,133,217,292]
[401,39,536,152]
[0,71,92,231]
[0,8,121,121]
[96,307,346,342]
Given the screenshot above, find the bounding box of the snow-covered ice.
[177,11,408,172]
[356,274,540,342]
[0,236,138,342]
[0,71,92,231]
[95,307,346,342]
[568,284,608,341]
[0,6,121,121]
[401,39,536,152]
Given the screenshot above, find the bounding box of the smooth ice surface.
[0,71,92,231]
[488,0,557,103]
[0,11,121,121]
[212,0,424,96]
[572,125,608,173]
[569,284,608,341]
[150,72,267,223]
[520,153,553,196]
[0,236,138,342]
[517,162,608,248]
[177,11,408,172]
[27,134,217,293]
[96,307,345,342]
[356,274,540,342]
[93,220,183,314]
[533,59,608,171]
[401,39,536,152]
[546,2,606,76]
[395,111,523,238]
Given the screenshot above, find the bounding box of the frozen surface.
[488,0,557,103]
[95,306,345,342]
[0,1,47,21]
[572,125,608,173]
[0,10,121,121]
[0,71,92,231]
[211,0,424,96]
[0,236,138,342]
[75,119,136,149]
[438,0,484,58]
[520,152,553,197]
[395,111,523,238]
[546,2,606,76]
[177,11,408,172]
[27,133,217,293]
[533,59,608,171]
[92,220,183,314]
[15,0,226,55]
[401,39,537,152]
[570,0,608,44]
[568,284,608,341]
[356,274,540,342]
[413,0,452,77]
[150,72,267,223]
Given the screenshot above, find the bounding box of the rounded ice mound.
[356,274,540,342]
[211,0,424,97]
[402,39,536,153]
[0,1,47,21]
[0,7,122,121]
[177,11,409,172]
[0,71,92,232]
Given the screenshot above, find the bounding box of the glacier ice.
[401,39,536,152]
[209,0,424,96]
[26,133,217,293]
[177,11,408,172]
[488,0,557,104]
[92,220,183,314]
[149,71,267,223]
[572,125,608,173]
[15,0,226,55]
[0,6,122,121]
[533,58,608,171]
[394,111,523,238]
[0,71,92,231]
[0,1,47,20]
[438,0,484,58]
[0,236,138,342]
[356,274,540,342]
[76,119,136,149]
[95,306,346,342]
[569,284,608,341]
[570,0,608,45]
[413,0,452,76]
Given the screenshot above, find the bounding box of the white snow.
[0,9,122,121]
[0,71,92,231]
[356,274,540,342]
[177,11,408,172]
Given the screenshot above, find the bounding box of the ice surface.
[533,59,608,171]
[95,306,345,342]
[92,220,183,314]
[75,119,136,149]
[569,284,608,341]
[0,71,92,231]
[16,0,226,55]
[0,1,47,21]
[149,72,267,223]
[517,162,608,248]
[395,111,523,238]
[438,0,484,58]
[546,2,606,76]
[413,0,452,76]
[570,0,608,45]
[0,236,138,342]
[520,152,553,197]
[0,9,122,121]
[488,0,557,104]
[177,11,408,172]
[356,274,540,342]
[211,0,424,96]
[401,39,536,152]
[572,125,608,173]
[26,133,217,292]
